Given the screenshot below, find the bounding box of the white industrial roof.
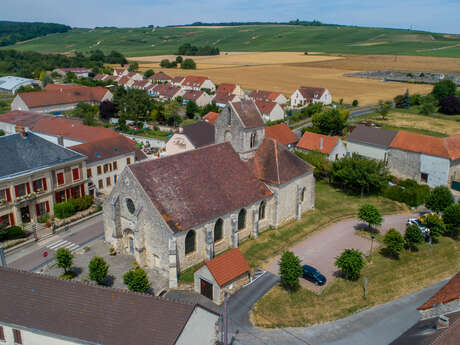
[0,76,35,91]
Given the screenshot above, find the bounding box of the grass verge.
[252,236,459,327]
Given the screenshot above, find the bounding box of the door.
[20,206,30,224]
[129,237,134,255]
[200,279,213,300]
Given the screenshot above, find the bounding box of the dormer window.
[250,132,257,148]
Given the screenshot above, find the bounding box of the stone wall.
[420,154,450,187]
[388,148,421,181]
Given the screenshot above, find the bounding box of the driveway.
[267,213,413,292]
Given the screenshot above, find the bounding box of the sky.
[3,0,460,34]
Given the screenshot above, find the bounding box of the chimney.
[58,135,64,146]
[436,315,449,329]
[320,137,324,150]
[15,125,27,138]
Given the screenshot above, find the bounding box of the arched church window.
[250,132,257,148]
[185,230,196,255]
[214,218,223,243]
[301,187,306,202]
[259,201,266,220]
[238,209,246,231]
[126,198,135,214]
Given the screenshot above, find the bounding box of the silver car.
[407,218,430,236]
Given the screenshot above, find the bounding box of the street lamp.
[369,235,375,260]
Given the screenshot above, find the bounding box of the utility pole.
[223,292,228,345]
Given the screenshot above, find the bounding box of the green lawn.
[7,25,460,57]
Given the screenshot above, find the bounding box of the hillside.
[0,21,70,47]
[7,25,460,57]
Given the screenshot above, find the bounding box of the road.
[6,214,104,272]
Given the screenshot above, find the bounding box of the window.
[36,202,47,217]
[14,183,27,198]
[0,188,11,202]
[97,166,102,175]
[106,177,111,187]
[98,180,104,189]
[0,326,4,341]
[72,167,80,181]
[55,190,65,203]
[214,218,223,243]
[71,186,81,199]
[56,171,65,185]
[113,161,118,170]
[421,173,428,184]
[127,157,131,165]
[301,187,306,202]
[13,329,22,344]
[87,168,92,178]
[259,201,266,220]
[250,132,257,148]
[185,230,196,254]
[32,179,43,192]
[238,209,246,231]
[114,175,118,184]
[126,198,135,214]
[0,214,10,228]
[103,164,109,174]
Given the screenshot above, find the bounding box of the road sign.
[43,251,48,258]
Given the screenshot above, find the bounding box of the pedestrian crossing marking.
[46,239,80,252]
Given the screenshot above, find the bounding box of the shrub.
[123,267,151,293]
[425,186,454,213]
[419,102,436,116]
[421,213,446,240]
[56,248,73,274]
[143,69,154,78]
[432,79,457,102]
[384,180,430,207]
[352,100,359,107]
[404,224,424,251]
[279,251,302,291]
[181,59,196,70]
[175,56,183,63]
[38,213,49,224]
[439,96,460,115]
[443,204,460,237]
[0,226,27,241]
[358,204,383,230]
[410,94,423,106]
[89,256,109,285]
[73,195,93,211]
[54,200,76,219]
[335,249,365,280]
[384,229,405,258]
[295,150,330,179]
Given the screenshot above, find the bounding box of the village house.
[0,76,37,94]
[53,67,91,78]
[131,79,152,90]
[149,71,172,84]
[11,84,113,113]
[0,267,221,345]
[203,111,220,125]
[113,68,128,77]
[290,86,332,107]
[104,100,315,289]
[171,76,185,87]
[94,73,110,81]
[248,89,288,105]
[215,83,244,97]
[297,132,347,161]
[213,92,240,108]
[165,121,215,156]
[71,135,146,196]
[0,129,87,228]
[181,76,216,92]
[182,90,213,107]
[117,75,136,89]
[264,123,299,149]
[194,248,250,303]
[149,84,184,101]
[255,100,285,122]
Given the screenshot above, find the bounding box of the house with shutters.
[103,100,315,289]
[0,129,87,227]
[290,86,332,107]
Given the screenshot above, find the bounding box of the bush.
[56,248,73,274]
[295,150,330,179]
[404,224,424,251]
[89,256,109,285]
[0,226,27,241]
[181,59,196,70]
[54,196,93,219]
[439,96,460,115]
[410,94,423,106]
[72,195,93,211]
[384,179,430,207]
[123,268,151,293]
[38,213,49,224]
[443,204,460,237]
[432,79,457,102]
[384,229,405,258]
[419,102,436,116]
[335,249,365,280]
[358,204,382,230]
[143,69,154,78]
[352,100,359,107]
[421,213,446,240]
[279,251,302,291]
[425,186,454,213]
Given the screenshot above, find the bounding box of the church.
[103,101,315,288]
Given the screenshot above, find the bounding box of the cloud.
[2,0,460,33]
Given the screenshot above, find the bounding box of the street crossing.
[45,239,81,252]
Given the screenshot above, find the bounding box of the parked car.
[302,265,326,285]
[407,218,430,237]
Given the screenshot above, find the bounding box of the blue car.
[302,265,327,285]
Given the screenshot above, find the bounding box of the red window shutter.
[80,184,85,196]
[9,213,15,226]
[0,326,4,340]
[14,185,19,197]
[57,172,64,185]
[55,192,61,203]
[72,168,80,181]
[46,201,50,213]
[6,188,11,202]
[65,189,71,200]
[42,178,47,191]
[33,180,38,192]
[36,204,41,217]
[26,183,31,194]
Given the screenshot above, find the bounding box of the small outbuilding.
[194,248,251,304]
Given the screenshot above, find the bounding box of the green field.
[7,25,460,57]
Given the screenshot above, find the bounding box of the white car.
[407,218,430,236]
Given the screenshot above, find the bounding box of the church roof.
[129,142,272,232]
[247,138,314,185]
[180,121,215,148]
[230,100,265,128]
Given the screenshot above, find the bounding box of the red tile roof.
[203,112,220,125]
[129,142,272,232]
[255,100,278,114]
[265,123,298,146]
[132,80,151,89]
[0,110,81,129]
[390,131,449,158]
[213,93,237,105]
[249,90,282,101]
[183,75,208,87]
[446,134,460,160]
[216,83,237,95]
[419,271,460,310]
[230,101,265,128]
[114,68,126,75]
[152,84,182,98]
[151,72,172,81]
[117,75,131,85]
[203,248,250,287]
[247,138,314,185]
[183,90,205,102]
[18,85,110,108]
[297,132,340,154]
[171,76,185,84]
[297,86,327,101]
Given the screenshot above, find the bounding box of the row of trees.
[160,57,196,69]
[176,43,220,56]
[0,21,70,46]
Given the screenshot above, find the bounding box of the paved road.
[6,215,104,272]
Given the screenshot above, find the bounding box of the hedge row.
[54,195,93,219]
[0,226,27,241]
[384,179,430,207]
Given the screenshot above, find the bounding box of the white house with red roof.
[182,90,213,107]
[248,90,288,105]
[113,68,128,77]
[255,100,285,122]
[181,76,216,92]
[149,84,184,101]
[291,86,332,107]
[297,132,347,161]
[215,83,244,97]
[54,67,91,78]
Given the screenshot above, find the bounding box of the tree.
[352,99,359,107]
[128,62,139,72]
[89,256,109,285]
[56,248,73,274]
[443,204,460,237]
[421,213,446,240]
[358,204,383,230]
[72,102,99,126]
[330,154,389,195]
[123,267,151,293]
[301,102,323,117]
[384,229,405,258]
[279,251,302,290]
[99,100,116,120]
[439,96,460,115]
[404,224,424,251]
[143,69,154,78]
[425,186,454,213]
[419,102,436,115]
[394,90,410,109]
[64,71,76,83]
[311,108,348,135]
[41,74,53,87]
[432,79,457,102]
[181,58,196,70]
[185,100,199,119]
[163,100,181,126]
[113,88,153,121]
[175,56,183,63]
[335,249,365,280]
[375,100,392,120]
[160,59,171,68]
